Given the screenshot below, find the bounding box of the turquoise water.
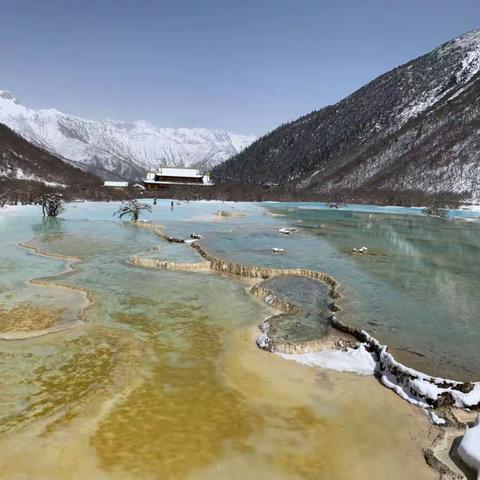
[194,203,480,380]
[3,200,478,380]
[58,200,480,379]
[260,275,334,345]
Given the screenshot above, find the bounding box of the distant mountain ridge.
[213,29,480,201]
[0,122,99,188]
[0,91,255,181]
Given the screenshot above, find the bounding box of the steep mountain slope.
[0,122,99,188]
[213,29,480,201]
[0,91,255,181]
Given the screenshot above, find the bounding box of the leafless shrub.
[37,193,64,217]
[114,199,152,221]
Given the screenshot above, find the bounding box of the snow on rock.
[278,227,296,235]
[279,344,377,376]
[0,89,256,180]
[257,305,480,426]
[458,415,480,478]
[256,318,273,350]
[423,409,446,426]
[461,204,480,213]
[356,329,480,410]
[279,315,480,414]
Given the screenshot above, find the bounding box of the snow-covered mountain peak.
[452,28,480,49]
[0,89,256,180]
[0,90,29,116]
[0,90,18,103]
[437,30,480,81]
[437,29,480,56]
[132,119,154,130]
[38,107,63,117]
[397,30,480,124]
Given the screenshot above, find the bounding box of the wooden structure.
[142,167,213,190]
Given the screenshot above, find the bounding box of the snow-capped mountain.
[0,91,255,180]
[214,29,480,201]
[0,122,99,189]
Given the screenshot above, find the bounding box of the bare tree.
[114,199,152,222]
[37,193,65,217]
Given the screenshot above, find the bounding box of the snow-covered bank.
[321,315,480,411]
[458,416,480,478]
[459,203,480,212]
[276,332,480,409]
[265,313,480,413]
[377,345,480,409]
[279,344,376,376]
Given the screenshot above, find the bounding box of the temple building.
[142,166,213,190]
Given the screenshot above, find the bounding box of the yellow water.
[0,318,436,480]
[0,303,66,332]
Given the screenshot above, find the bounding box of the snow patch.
[0,167,66,188]
[458,415,480,478]
[424,409,446,426]
[268,319,480,418]
[279,344,377,376]
[360,330,480,410]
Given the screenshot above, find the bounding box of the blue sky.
[1,0,479,135]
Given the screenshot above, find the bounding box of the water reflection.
[31,217,65,238]
[273,208,480,379]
